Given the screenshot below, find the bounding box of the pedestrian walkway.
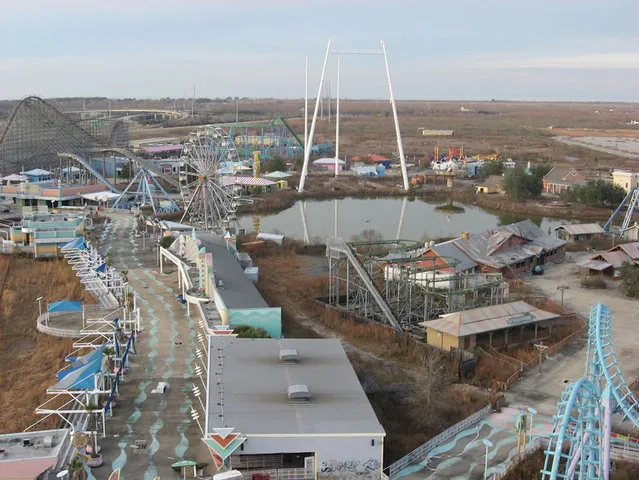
[91,214,207,480]
[394,404,554,480]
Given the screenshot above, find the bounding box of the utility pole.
[534,343,549,376]
[557,284,570,307]
[192,85,196,118]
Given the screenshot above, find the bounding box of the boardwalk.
[92,214,208,479]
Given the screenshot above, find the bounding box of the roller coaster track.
[58,153,120,193]
[542,302,639,479]
[326,236,402,332]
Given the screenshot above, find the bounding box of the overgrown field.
[0,256,94,433]
[253,249,489,464]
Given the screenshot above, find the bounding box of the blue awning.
[61,237,86,250]
[48,300,83,313]
[50,357,102,391]
[96,263,106,273]
[62,344,106,375]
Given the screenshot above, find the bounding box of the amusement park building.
[8,212,90,258]
[452,220,566,278]
[164,231,282,338]
[423,300,560,350]
[205,336,385,480]
[0,181,109,209]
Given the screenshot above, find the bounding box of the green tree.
[559,180,626,208]
[478,161,504,179]
[502,168,542,201]
[620,261,639,298]
[265,157,287,173]
[233,325,271,338]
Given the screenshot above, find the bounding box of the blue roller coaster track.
[541,303,638,479]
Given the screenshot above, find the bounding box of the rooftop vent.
[288,384,311,402]
[279,349,299,363]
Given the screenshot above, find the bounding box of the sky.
[0,0,638,101]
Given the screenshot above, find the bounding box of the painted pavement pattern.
[91,214,204,480]
[396,405,554,479]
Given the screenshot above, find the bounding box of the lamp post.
[36,296,44,325]
[534,343,549,376]
[527,407,537,445]
[557,284,569,307]
[482,438,494,480]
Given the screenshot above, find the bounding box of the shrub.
[160,235,175,249]
[620,261,639,297]
[233,325,271,338]
[581,276,607,289]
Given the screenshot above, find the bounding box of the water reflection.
[238,197,568,243]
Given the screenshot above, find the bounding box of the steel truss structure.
[0,96,128,176]
[0,96,178,189]
[325,237,507,332]
[603,186,639,233]
[541,303,639,480]
[179,126,243,231]
[213,116,304,161]
[112,167,180,214]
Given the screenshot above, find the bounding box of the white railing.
[36,311,83,338]
[237,468,314,480]
[387,404,492,478]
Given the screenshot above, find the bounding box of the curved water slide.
[542,303,639,479]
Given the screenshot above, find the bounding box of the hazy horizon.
[1,0,638,102]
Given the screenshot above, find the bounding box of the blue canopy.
[51,357,102,391]
[96,263,106,273]
[48,300,83,313]
[61,237,86,250]
[62,344,106,374]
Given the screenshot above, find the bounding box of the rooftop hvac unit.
[287,384,311,402]
[43,435,55,448]
[279,349,299,363]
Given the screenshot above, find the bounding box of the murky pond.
[238,197,568,242]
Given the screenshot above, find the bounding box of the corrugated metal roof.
[591,250,630,268]
[431,240,478,272]
[453,220,566,269]
[423,301,559,337]
[22,168,53,176]
[578,259,612,271]
[612,242,639,260]
[555,223,605,235]
[220,176,276,187]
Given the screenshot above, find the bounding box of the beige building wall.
[426,328,460,350]
[613,170,639,193]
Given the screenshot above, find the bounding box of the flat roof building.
[165,231,282,337]
[205,337,385,480]
[0,429,68,480]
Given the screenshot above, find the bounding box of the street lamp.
[557,284,570,307]
[482,438,494,480]
[527,407,538,445]
[36,296,44,323]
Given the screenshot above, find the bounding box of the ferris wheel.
[179,126,241,231]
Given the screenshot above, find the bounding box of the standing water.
[237,197,568,242]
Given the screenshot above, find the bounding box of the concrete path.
[394,404,554,480]
[90,213,208,480]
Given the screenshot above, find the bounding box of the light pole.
[557,284,569,307]
[527,407,537,445]
[482,438,494,480]
[534,343,549,376]
[36,296,44,323]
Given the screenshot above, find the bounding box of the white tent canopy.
[81,191,121,203]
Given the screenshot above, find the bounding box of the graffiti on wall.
[320,458,381,477]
